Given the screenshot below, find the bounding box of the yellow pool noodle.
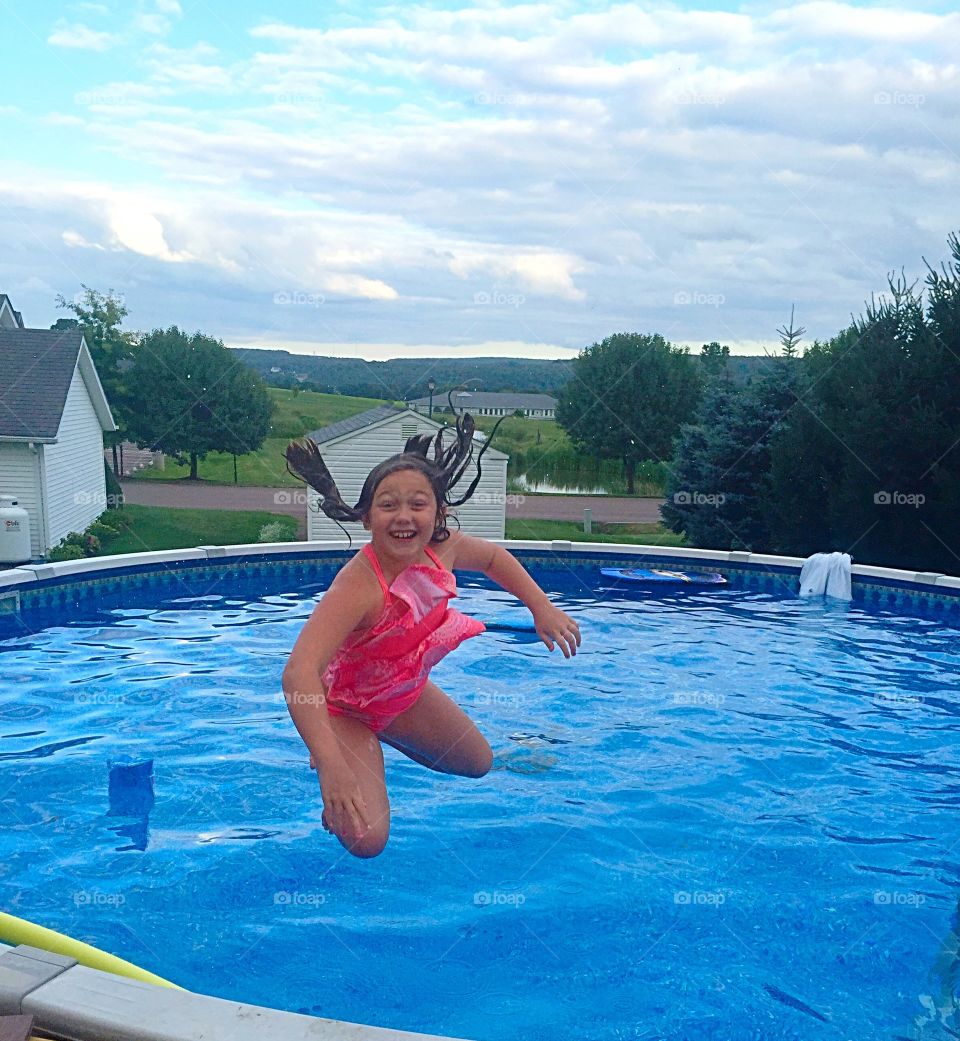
[0,911,181,989]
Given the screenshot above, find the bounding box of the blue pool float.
[600,567,728,586]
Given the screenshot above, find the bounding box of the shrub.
[47,542,85,562]
[257,521,297,543]
[88,521,114,541]
[63,532,101,557]
[95,510,124,532]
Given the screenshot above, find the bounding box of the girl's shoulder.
[327,549,385,623]
[431,531,496,571]
[430,529,466,565]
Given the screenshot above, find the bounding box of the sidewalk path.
[120,480,666,530]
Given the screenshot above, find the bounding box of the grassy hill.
[267,387,387,438]
[137,387,388,486]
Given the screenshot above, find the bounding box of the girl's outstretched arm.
[449,534,581,658]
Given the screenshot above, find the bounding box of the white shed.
[303,406,509,543]
[0,317,117,558]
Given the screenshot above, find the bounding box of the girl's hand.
[532,604,581,658]
[313,753,370,842]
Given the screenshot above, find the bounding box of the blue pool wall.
[2,540,960,622]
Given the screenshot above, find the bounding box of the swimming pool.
[1,547,959,1040]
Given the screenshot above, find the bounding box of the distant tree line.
[231,347,774,402]
[230,350,576,400]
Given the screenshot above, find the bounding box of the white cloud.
[318,274,399,300]
[9,3,959,358]
[9,275,57,296]
[135,0,183,36]
[448,248,586,301]
[48,21,119,50]
[42,114,86,128]
[63,229,105,250]
[145,44,233,90]
[767,3,956,43]
[107,202,193,262]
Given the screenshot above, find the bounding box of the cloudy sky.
[1,1,957,359]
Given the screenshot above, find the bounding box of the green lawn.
[94,506,679,558]
[138,387,387,486]
[471,414,568,453]
[267,387,387,438]
[139,437,309,487]
[99,505,298,554]
[504,519,686,546]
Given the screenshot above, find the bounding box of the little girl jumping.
[282,413,580,858]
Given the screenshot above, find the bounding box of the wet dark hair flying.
[284,406,505,544]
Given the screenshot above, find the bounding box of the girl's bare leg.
[321,712,391,858]
[380,680,493,777]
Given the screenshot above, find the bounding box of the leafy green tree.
[217,366,275,483]
[556,333,701,493]
[767,257,960,570]
[663,317,805,550]
[55,287,138,473]
[125,327,274,480]
[662,358,802,549]
[699,341,731,382]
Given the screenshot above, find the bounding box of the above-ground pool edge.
[0,942,472,1041]
[2,540,959,604]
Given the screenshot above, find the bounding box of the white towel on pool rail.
[799,552,852,600]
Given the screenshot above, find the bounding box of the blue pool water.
[1,562,959,1040]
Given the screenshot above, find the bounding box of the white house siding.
[0,443,43,557]
[306,413,508,543]
[42,368,108,548]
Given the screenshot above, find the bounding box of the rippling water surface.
[1,566,959,1041]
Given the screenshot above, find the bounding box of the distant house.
[0,298,117,558]
[301,405,509,542]
[406,391,557,420]
[0,294,23,330]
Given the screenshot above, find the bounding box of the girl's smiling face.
[363,468,441,557]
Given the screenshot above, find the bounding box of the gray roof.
[306,405,405,444]
[305,403,508,460]
[407,391,557,410]
[0,328,87,438]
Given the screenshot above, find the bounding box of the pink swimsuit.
[323,543,485,732]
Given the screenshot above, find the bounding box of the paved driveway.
[508,493,664,524]
[120,480,666,532]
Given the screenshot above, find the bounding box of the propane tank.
[0,495,32,565]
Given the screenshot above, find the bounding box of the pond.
[509,472,614,495]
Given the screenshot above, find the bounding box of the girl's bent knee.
[341,829,389,858]
[464,743,493,778]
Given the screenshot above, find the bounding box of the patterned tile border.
[1,542,959,623]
